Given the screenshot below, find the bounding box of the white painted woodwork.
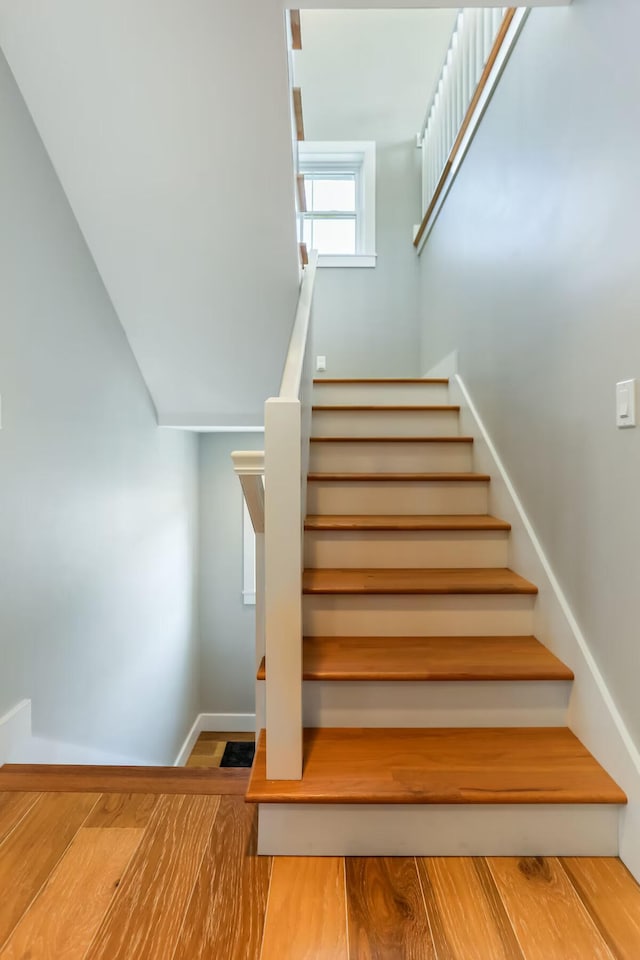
[264,401,304,779]
[232,450,266,733]
[280,254,318,398]
[255,534,266,732]
[307,477,490,516]
[231,451,265,532]
[309,439,473,473]
[299,679,571,727]
[303,594,535,637]
[257,803,620,856]
[417,8,529,251]
[312,407,460,437]
[312,382,449,405]
[260,252,318,780]
[304,529,509,569]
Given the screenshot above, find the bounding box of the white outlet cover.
[316,356,327,372]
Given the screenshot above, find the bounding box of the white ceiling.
[294,9,457,143]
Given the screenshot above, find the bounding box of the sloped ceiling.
[0,0,300,427]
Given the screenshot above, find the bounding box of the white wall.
[418,0,640,746]
[198,434,263,716]
[0,49,199,764]
[0,0,301,427]
[294,10,455,377]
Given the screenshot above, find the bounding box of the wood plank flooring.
[0,784,639,958]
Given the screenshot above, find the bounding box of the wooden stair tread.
[0,765,250,795]
[313,378,449,385]
[307,472,491,482]
[304,514,510,532]
[310,436,472,443]
[303,567,538,595]
[256,636,574,682]
[246,728,626,805]
[312,405,460,412]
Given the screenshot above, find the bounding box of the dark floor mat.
[220,740,256,768]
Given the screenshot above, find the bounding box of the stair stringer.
[451,373,640,881]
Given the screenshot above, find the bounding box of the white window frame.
[298,141,376,268]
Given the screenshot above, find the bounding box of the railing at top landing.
[232,250,318,782]
[414,6,528,251]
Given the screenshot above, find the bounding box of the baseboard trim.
[174,712,256,766]
[453,373,640,880]
[0,699,31,765]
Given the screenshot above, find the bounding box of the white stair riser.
[313,384,449,405]
[257,804,619,856]
[303,594,534,637]
[310,441,473,473]
[304,530,509,569]
[307,480,489,516]
[299,680,570,727]
[312,409,459,438]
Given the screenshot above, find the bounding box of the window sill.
[317,254,377,269]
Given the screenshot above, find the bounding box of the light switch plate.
[316,355,327,372]
[616,379,636,428]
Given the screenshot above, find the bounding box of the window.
[298,141,376,268]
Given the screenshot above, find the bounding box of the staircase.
[247,377,626,855]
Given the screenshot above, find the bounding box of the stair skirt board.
[307,479,490,515]
[312,383,450,405]
[256,803,620,856]
[303,594,534,637]
[304,529,509,568]
[309,441,473,473]
[294,679,571,727]
[311,408,460,437]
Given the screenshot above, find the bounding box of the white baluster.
[483,10,493,63]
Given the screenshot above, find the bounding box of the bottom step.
[249,727,625,856]
[247,727,625,805]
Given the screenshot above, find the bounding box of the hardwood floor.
[0,783,639,958]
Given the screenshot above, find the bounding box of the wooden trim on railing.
[299,242,309,267]
[290,10,302,50]
[293,87,304,142]
[413,7,517,250]
[297,174,307,213]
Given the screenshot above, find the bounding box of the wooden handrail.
[279,250,318,399]
[414,8,518,250]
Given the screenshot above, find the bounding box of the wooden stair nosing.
[246,727,627,805]
[310,436,473,444]
[302,567,539,596]
[307,472,491,483]
[313,378,449,385]
[256,634,574,682]
[304,514,511,532]
[0,765,250,795]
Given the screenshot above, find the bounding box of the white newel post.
[264,397,303,780]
